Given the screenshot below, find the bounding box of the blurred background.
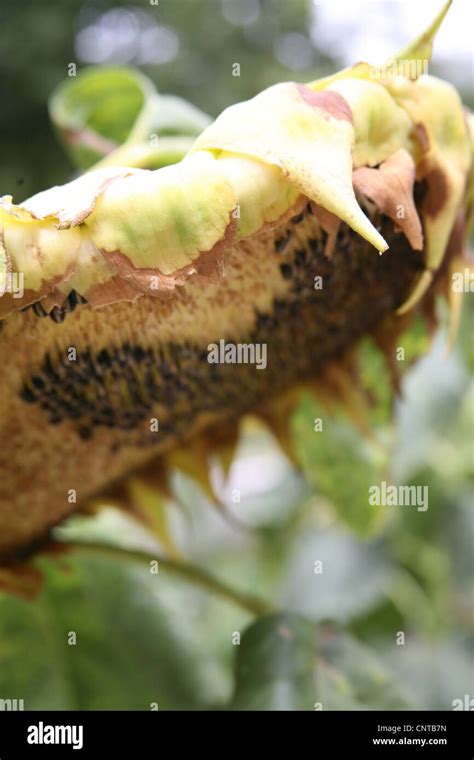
[0,0,472,710]
[1,0,473,200]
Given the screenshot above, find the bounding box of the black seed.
[133,346,145,362]
[280,263,293,280]
[295,249,306,266]
[101,408,117,419]
[273,299,286,313]
[255,312,275,330]
[274,231,293,253]
[33,301,48,318]
[65,294,77,314]
[78,427,92,441]
[291,210,305,224]
[97,348,111,367]
[32,375,46,391]
[50,307,66,324]
[74,291,88,305]
[20,386,37,403]
[309,238,321,255]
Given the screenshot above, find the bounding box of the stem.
[61,539,274,617]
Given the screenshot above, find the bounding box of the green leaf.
[0,553,228,709]
[49,67,154,169]
[49,66,211,169]
[357,342,391,425]
[230,613,412,710]
[230,614,318,710]
[316,627,413,710]
[145,94,212,138]
[292,394,386,535]
[282,528,393,622]
[392,335,469,482]
[382,638,473,711]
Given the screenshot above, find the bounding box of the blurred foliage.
[0,302,472,709]
[0,554,229,709]
[292,395,386,536]
[50,65,211,169]
[230,614,410,710]
[0,0,331,200]
[0,0,472,712]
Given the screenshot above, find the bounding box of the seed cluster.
[19,209,423,443]
[21,290,88,324]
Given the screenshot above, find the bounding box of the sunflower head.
[0,0,471,574]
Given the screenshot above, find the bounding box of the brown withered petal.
[353,149,424,251]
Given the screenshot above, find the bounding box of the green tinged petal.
[87,152,237,274]
[391,0,452,78]
[214,152,300,239]
[0,0,470,323]
[192,81,387,252]
[465,110,474,236]
[307,62,372,92]
[326,78,412,168]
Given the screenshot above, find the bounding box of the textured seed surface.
[0,208,423,560]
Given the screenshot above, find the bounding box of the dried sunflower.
[0,0,472,569]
